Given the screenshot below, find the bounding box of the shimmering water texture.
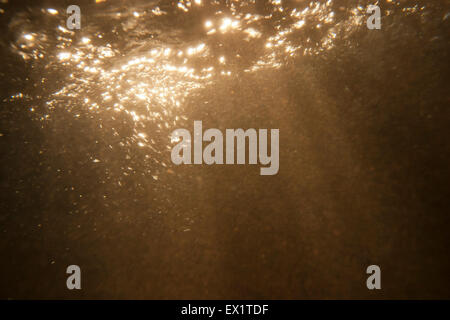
[0,0,449,299]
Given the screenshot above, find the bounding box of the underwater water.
[0,0,449,298]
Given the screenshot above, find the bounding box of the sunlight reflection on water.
[5,0,443,183]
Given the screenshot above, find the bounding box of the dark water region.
[0,0,449,298]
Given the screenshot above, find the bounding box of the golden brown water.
[0,0,449,298]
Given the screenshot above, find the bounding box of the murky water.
[1,0,449,298]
